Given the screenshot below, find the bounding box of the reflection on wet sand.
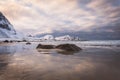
[37,49,79,55]
[0,43,120,80]
[0,44,15,76]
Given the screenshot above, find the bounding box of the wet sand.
[0,43,120,80]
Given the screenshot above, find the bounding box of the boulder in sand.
[55,44,82,51]
[36,44,55,49]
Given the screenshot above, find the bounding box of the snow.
[55,35,73,41]
[40,35,54,40]
[0,12,25,41]
[0,12,81,42]
[33,35,81,41]
[35,35,73,41]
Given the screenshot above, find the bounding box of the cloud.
[87,0,120,24]
[0,0,120,35]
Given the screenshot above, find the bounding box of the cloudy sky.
[0,0,120,35]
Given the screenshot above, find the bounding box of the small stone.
[26,42,31,45]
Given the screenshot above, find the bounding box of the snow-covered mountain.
[36,35,80,41]
[40,35,54,40]
[0,12,24,39]
[55,35,73,41]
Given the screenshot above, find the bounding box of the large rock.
[36,43,82,52]
[55,44,82,51]
[36,44,55,49]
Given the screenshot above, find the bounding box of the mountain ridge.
[35,30,120,40]
[0,12,24,39]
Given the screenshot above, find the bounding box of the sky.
[0,0,120,35]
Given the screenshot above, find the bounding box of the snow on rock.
[35,35,80,41]
[55,35,73,41]
[0,12,25,40]
[41,35,54,40]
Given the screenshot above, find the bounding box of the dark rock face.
[0,12,17,38]
[0,24,10,30]
[36,44,55,49]
[0,12,11,30]
[55,44,82,51]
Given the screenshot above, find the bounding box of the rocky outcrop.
[55,44,82,51]
[36,44,55,49]
[36,43,82,52]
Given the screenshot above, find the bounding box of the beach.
[0,41,120,80]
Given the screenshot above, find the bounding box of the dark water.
[0,43,120,80]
